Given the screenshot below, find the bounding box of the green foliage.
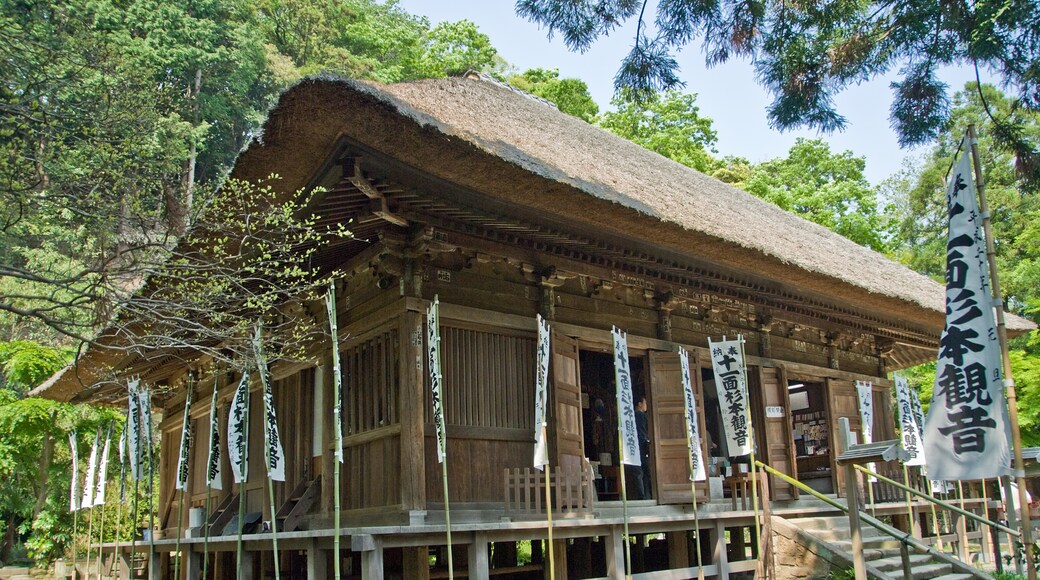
[516,0,1040,185]
[508,68,599,122]
[827,567,857,580]
[599,89,718,173]
[0,342,70,394]
[741,138,890,251]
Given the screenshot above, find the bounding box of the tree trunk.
[33,411,56,518]
[1,514,15,563]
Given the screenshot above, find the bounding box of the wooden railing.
[503,464,595,517]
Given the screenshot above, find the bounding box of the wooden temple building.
[36,75,1035,579]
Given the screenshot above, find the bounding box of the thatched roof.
[32,75,1035,402]
[237,75,1032,334]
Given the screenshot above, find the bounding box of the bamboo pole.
[967,123,1036,580]
[266,474,281,580]
[129,478,140,577]
[902,465,918,538]
[174,490,185,580]
[544,466,555,580]
[202,489,212,580]
[430,298,454,579]
[96,495,107,580]
[738,336,763,573]
[618,430,632,578]
[235,383,250,580]
[327,281,343,580]
[113,449,126,580]
[71,508,78,580]
[84,506,94,576]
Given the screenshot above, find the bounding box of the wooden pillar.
[307,541,327,580]
[149,550,162,580]
[240,551,255,580]
[667,531,689,570]
[402,546,430,580]
[354,535,383,580]
[399,308,426,511]
[548,539,568,579]
[758,316,774,358]
[468,533,489,580]
[186,546,201,580]
[713,521,729,579]
[839,418,866,580]
[539,270,564,321]
[118,550,131,580]
[605,526,625,579]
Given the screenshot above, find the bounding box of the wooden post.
[605,526,625,579]
[713,521,730,579]
[839,418,866,580]
[306,541,327,580]
[402,547,431,580]
[353,535,383,580]
[967,124,1035,580]
[468,533,489,580]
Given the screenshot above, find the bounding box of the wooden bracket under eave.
[346,156,409,227]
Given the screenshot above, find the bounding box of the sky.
[397,0,986,186]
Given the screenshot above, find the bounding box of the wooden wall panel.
[827,378,860,496]
[342,330,399,435]
[648,352,709,504]
[342,435,401,510]
[757,366,797,500]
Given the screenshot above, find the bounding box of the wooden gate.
[649,351,709,504]
[551,333,585,476]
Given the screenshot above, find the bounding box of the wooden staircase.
[275,478,321,532]
[790,515,986,579]
[206,491,239,535]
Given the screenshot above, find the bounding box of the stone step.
[929,574,974,580]
[869,553,932,572]
[906,562,953,579]
[792,516,849,529]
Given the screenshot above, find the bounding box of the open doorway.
[789,381,833,494]
[578,350,652,500]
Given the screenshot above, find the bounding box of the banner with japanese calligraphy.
[427,297,447,464]
[81,430,99,511]
[923,150,1010,481]
[612,327,641,466]
[855,381,876,481]
[206,380,223,490]
[117,424,126,502]
[709,337,752,457]
[175,384,194,492]
[325,282,344,464]
[69,431,79,512]
[127,379,142,481]
[228,370,251,484]
[679,348,706,482]
[93,426,111,506]
[533,315,551,470]
[138,385,153,479]
[894,375,926,466]
[253,324,286,482]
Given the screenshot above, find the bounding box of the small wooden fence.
[503,464,595,517]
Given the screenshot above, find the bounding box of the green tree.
[508,68,599,122]
[741,138,889,251]
[599,89,718,172]
[515,0,1040,184]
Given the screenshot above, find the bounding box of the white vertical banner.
[117,424,127,501]
[855,380,876,481]
[533,315,551,470]
[613,327,641,466]
[127,379,142,481]
[206,380,223,490]
[325,282,344,464]
[253,324,286,482]
[138,385,153,478]
[93,426,111,506]
[175,383,195,492]
[69,431,79,513]
[81,430,99,511]
[708,337,752,457]
[923,150,1010,481]
[913,389,944,493]
[679,348,706,482]
[228,371,251,484]
[894,375,926,466]
[427,297,448,464]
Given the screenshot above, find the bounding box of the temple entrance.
[578,349,653,501]
[789,380,834,494]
